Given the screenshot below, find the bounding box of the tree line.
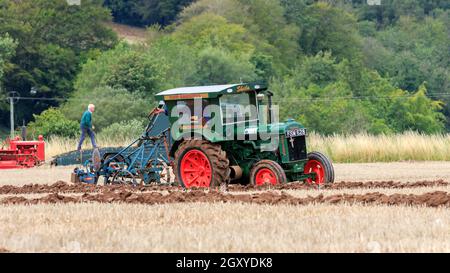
[0,0,449,138]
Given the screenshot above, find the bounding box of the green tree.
[0,0,117,127]
[104,0,195,26]
[272,52,445,135]
[282,2,363,61]
[387,85,445,133]
[179,0,300,75]
[172,13,255,56]
[74,42,165,96]
[0,34,16,81]
[355,0,450,27]
[145,36,197,89]
[188,47,257,85]
[0,34,16,118]
[27,108,79,138]
[62,86,149,131]
[99,119,146,141]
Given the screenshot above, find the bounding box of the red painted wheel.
[180,150,212,188]
[250,160,287,186]
[174,140,230,189]
[304,160,325,185]
[255,168,278,186]
[304,152,335,185]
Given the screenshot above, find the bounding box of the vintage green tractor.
[155,83,334,188]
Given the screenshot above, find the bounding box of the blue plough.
[70,107,174,186]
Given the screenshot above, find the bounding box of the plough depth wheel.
[112,169,138,186]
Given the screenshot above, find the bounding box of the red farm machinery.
[0,135,45,169]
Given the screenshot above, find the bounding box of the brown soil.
[0,180,448,195]
[2,189,449,208]
[0,181,180,195]
[228,180,450,191]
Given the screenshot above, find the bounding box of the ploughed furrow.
[228,180,450,191]
[0,180,449,195]
[2,190,450,208]
[0,181,179,195]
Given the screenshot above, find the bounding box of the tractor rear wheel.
[250,160,287,186]
[304,151,334,185]
[174,140,230,188]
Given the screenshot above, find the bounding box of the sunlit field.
[46,132,450,163]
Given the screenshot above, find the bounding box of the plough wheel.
[174,140,229,188]
[103,154,125,186]
[250,160,287,186]
[304,151,335,185]
[112,169,138,186]
[146,159,175,185]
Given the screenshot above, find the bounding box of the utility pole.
[10,96,13,139]
[7,91,19,139]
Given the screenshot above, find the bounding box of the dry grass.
[1,163,449,253]
[45,132,450,163]
[0,165,74,186]
[45,136,133,159]
[3,162,450,186]
[0,202,448,252]
[281,186,450,198]
[309,132,450,162]
[333,161,450,182]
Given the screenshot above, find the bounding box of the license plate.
[285,128,306,138]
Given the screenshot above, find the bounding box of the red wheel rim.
[255,168,278,186]
[180,150,212,188]
[304,160,325,185]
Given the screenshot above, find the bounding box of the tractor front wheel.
[250,160,287,186]
[174,140,230,188]
[304,152,334,185]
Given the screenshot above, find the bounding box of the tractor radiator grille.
[287,136,307,161]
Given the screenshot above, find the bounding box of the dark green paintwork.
[156,83,312,182]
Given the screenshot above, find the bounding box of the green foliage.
[99,119,146,140]
[0,33,16,113]
[27,108,79,138]
[273,53,445,135]
[366,14,450,127]
[0,34,16,80]
[172,13,255,56]
[294,52,339,88]
[354,0,450,27]
[145,36,197,89]
[387,85,445,133]
[62,86,149,131]
[179,0,300,74]
[189,47,257,85]
[104,0,195,27]
[2,0,448,136]
[282,2,363,61]
[74,42,165,95]
[0,0,117,126]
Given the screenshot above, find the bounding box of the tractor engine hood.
[257,119,307,136]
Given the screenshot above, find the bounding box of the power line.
[0,96,135,103]
[1,91,450,104]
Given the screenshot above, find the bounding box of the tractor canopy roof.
[155,83,267,101]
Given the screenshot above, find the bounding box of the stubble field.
[0,162,449,253]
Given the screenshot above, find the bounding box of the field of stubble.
[0,162,449,253]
